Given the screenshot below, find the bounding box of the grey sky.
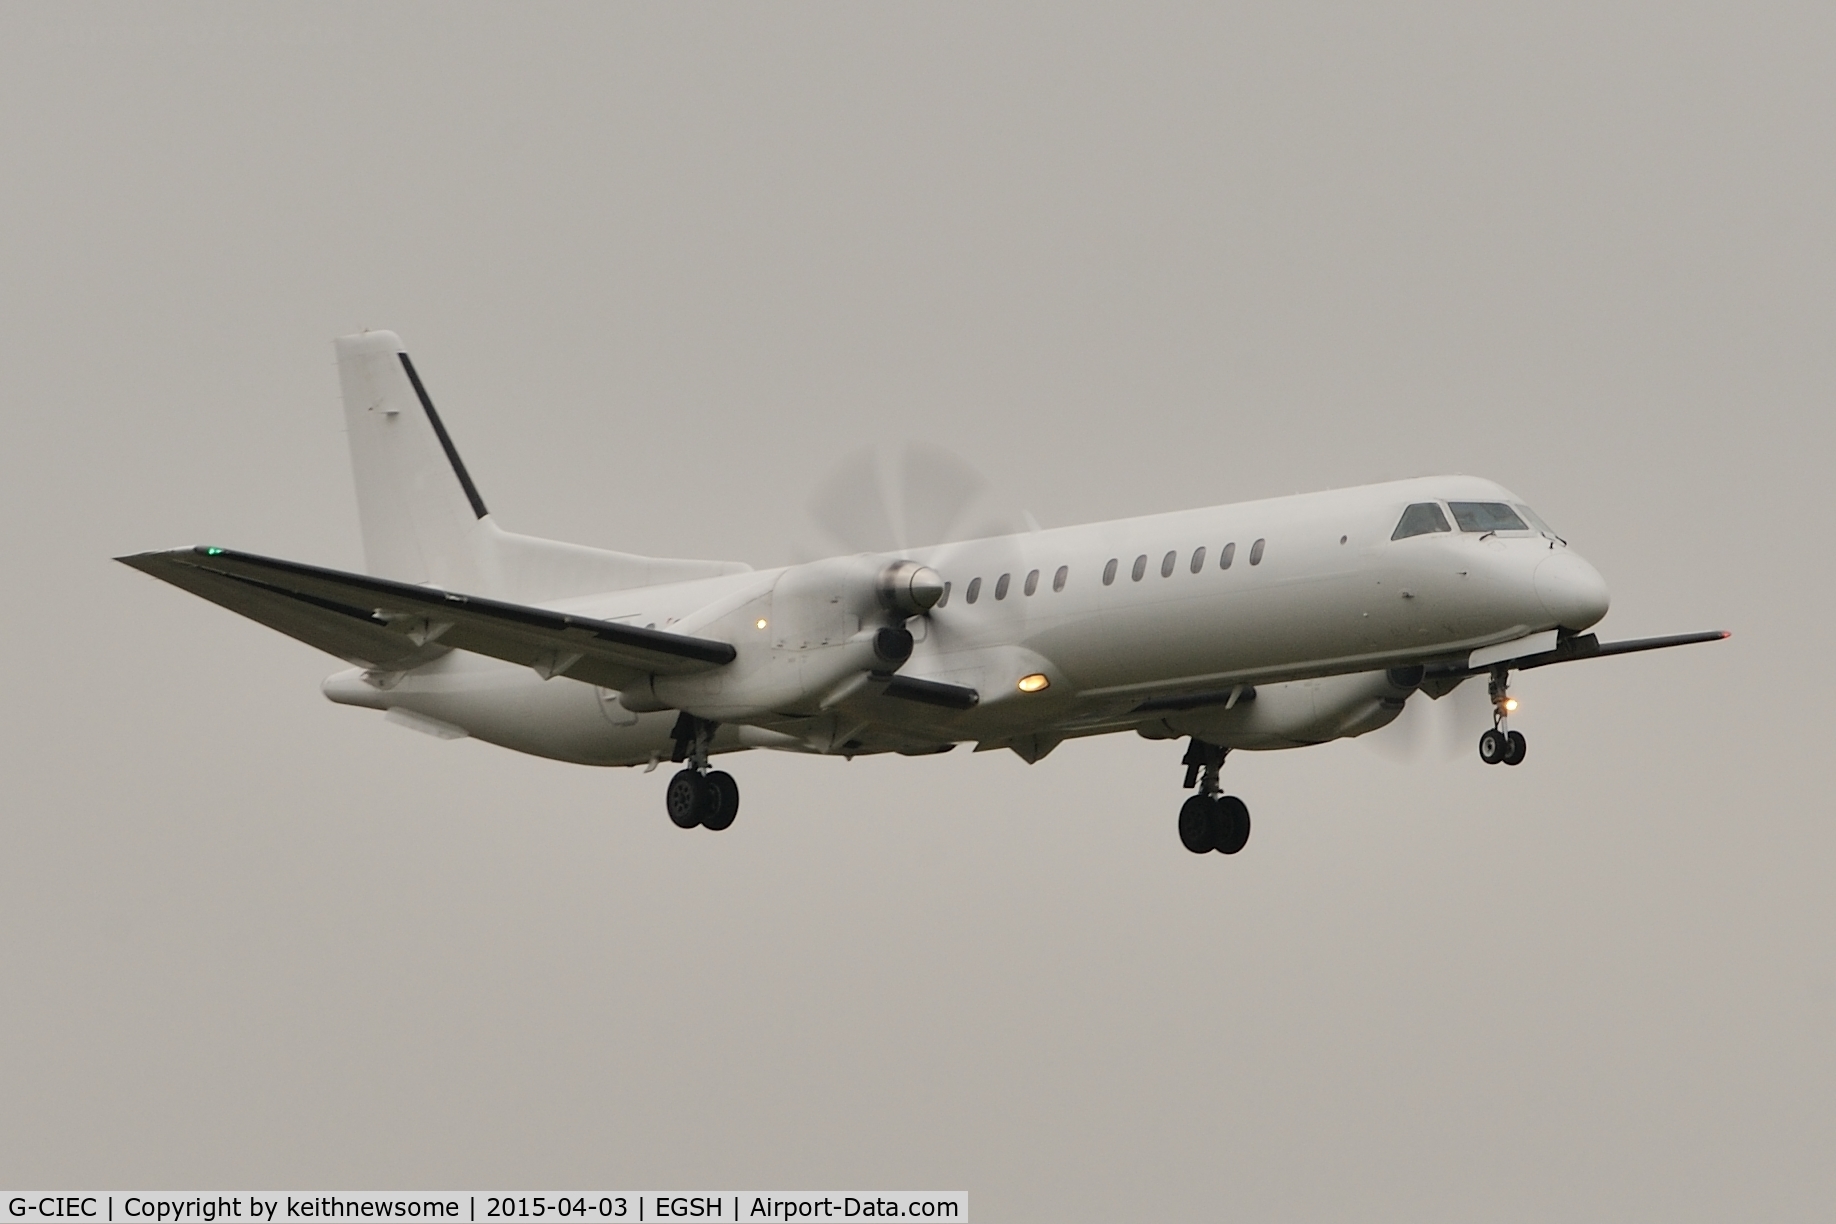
[1,4,1829,1219]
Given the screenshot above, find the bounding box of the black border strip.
[398,351,489,519]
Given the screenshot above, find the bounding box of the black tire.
[1478,728,1508,765]
[1214,795,1251,855]
[666,769,709,828]
[1178,795,1217,854]
[1503,731,1527,766]
[702,771,740,830]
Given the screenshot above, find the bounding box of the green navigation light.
[204,547,224,555]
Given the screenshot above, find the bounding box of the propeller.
[1364,675,1494,765]
[802,442,1036,559]
[800,441,1040,694]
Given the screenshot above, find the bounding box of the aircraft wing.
[1425,629,1729,681]
[117,546,736,689]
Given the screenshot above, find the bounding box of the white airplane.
[120,331,1727,855]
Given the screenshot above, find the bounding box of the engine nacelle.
[1147,668,1420,750]
[627,554,934,722]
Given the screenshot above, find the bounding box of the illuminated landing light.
[1017,673,1050,693]
[755,618,769,630]
[1501,697,1519,713]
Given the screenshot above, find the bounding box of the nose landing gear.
[1478,667,1528,766]
[1176,739,1251,855]
[665,714,741,830]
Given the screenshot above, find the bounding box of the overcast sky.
[1,4,1830,1220]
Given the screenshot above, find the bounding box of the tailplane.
[335,331,748,599]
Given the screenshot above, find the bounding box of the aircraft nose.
[1534,550,1610,631]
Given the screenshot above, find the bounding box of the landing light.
[755,618,769,630]
[1017,673,1050,693]
[1501,697,1519,713]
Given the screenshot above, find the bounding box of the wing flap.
[118,546,736,686]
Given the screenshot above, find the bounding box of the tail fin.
[335,330,753,601]
[336,330,490,587]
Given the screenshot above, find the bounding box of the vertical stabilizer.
[334,330,752,602]
[336,330,489,587]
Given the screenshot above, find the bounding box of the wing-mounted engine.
[1145,668,1421,750]
[626,555,943,722]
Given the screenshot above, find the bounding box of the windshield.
[1447,501,1529,533]
[1392,502,1453,540]
[1513,503,1564,541]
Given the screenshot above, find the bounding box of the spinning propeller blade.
[803,442,1034,558]
[1365,676,1493,765]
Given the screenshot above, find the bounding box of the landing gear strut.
[1478,666,1528,766]
[666,713,741,830]
[1176,739,1251,855]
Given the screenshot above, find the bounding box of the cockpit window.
[1448,501,1529,533]
[1392,502,1452,540]
[1513,503,1563,541]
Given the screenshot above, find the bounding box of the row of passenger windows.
[938,565,1067,607]
[1105,539,1265,585]
[929,500,1554,611]
[934,539,1267,608]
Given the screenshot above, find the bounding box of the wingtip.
[115,546,226,569]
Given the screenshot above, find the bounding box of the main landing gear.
[665,714,740,831]
[1477,666,1528,766]
[1176,739,1251,855]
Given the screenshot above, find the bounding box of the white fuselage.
[327,475,1608,766]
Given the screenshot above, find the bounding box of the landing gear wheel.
[702,771,740,830]
[1503,731,1527,766]
[665,769,710,828]
[1178,795,1218,854]
[1213,796,1251,855]
[1478,728,1508,765]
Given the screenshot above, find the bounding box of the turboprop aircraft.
[119,331,1728,855]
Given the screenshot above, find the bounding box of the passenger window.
[1392,502,1452,540]
[1220,542,1235,570]
[1249,538,1265,566]
[966,577,981,604]
[1103,558,1118,585]
[936,581,951,608]
[1160,550,1176,578]
[1190,546,1206,573]
[1053,565,1068,592]
[1132,554,1148,582]
[1023,569,1039,596]
[995,573,1011,600]
[1447,501,1529,533]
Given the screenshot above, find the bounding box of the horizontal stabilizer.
[118,546,735,688]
